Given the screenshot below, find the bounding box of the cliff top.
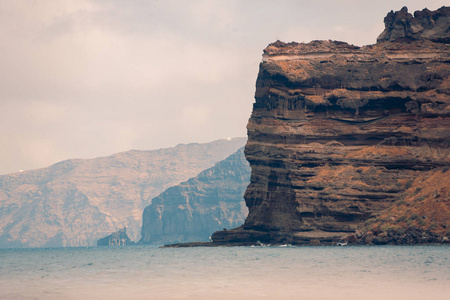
[263,6,449,59]
[262,39,449,63]
[377,6,450,43]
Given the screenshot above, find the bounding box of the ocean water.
[0,245,449,300]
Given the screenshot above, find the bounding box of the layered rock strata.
[140,148,250,245]
[212,7,450,246]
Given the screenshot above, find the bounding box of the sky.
[0,0,448,175]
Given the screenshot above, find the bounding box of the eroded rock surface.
[140,148,250,245]
[212,7,450,246]
[377,6,450,44]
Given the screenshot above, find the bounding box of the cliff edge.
[211,6,450,246]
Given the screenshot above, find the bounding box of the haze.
[0,0,447,175]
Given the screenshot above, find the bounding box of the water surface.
[1,245,449,299]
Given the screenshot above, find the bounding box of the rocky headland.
[140,147,250,245]
[208,6,450,246]
[0,138,246,247]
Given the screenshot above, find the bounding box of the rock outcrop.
[377,6,450,44]
[0,138,246,248]
[140,147,250,245]
[211,7,450,246]
[97,228,133,246]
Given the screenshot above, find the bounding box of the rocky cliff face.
[377,6,450,43]
[140,147,250,245]
[0,138,246,247]
[212,7,450,246]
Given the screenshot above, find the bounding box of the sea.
[1,245,449,300]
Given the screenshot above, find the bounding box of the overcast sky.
[0,0,448,175]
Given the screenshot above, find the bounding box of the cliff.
[140,147,250,245]
[0,138,246,247]
[377,6,450,44]
[212,7,450,246]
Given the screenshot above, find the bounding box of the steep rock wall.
[140,148,250,245]
[212,7,450,245]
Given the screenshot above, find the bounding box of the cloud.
[180,104,211,128]
[0,0,448,174]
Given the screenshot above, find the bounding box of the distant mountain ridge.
[0,138,246,248]
[140,147,250,245]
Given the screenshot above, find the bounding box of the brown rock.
[310,239,321,246]
[347,233,357,244]
[364,233,375,245]
[377,6,450,43]
[212,7,450,246]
